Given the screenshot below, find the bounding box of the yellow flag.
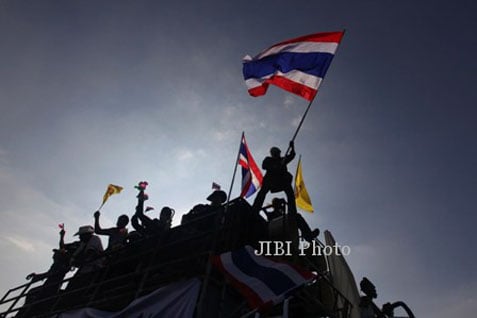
[295,159,314,212]
[102,184,123,205]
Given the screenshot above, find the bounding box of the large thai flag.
[212,246,316,310]
[243,31,344,101]
[239,134,263,198]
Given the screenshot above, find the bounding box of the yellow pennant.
[295,158,314,212]
[102,184,123,205]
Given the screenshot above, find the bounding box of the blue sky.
[0,1,476,316]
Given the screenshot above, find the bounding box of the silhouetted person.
[361,297,416,318]
[129,181,149,240]
[359,277,387,318]
[25,228,70,290]
[262,197,319,241]
[207,190,227,208]
[181,190,227,226]
[70,225,104,273]
[131,181,174,237]
[94,210,129,251]
[261,197,287,221]
[132,206,174,237]
[18,229,75,317]
[253,141,297,215]
[66,225,104,294]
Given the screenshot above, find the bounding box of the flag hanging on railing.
[212,246,316,310]
[57,278,201,318]
[243,31,344,101]
[295,158,314,212]
[239,134,263,198]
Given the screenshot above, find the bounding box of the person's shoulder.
[262,156,273,166]
[190,203,207,214]
[89,235,103,248]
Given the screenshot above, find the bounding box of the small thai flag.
[243,31,344,101]
[239,134,263,198]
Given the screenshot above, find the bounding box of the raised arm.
[284,140,296,164]
[93,211,114,236]
[131,214,145,234]
[135,190,147,216]
[136,210,155,229]
[134,189,156,228]
[59,228,65,250]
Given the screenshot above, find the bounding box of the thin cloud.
[4,236,35,252]
[174,148,207,162]
[283,95,295,109]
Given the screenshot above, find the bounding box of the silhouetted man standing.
[94,211,129,251]
[253,141,297,215]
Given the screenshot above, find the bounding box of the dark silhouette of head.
[207,190,227,206]
[271,198,286,212]
[382,303,393,316]
[160,207,174,221]
[116,214,129,228]
[270,147,281,158]
[360,277,377,299]
[75,225,94,243]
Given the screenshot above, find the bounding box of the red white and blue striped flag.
[212,246,316,310]
[239,134,263,198]
[243,31,344,101]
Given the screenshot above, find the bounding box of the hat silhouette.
[74,225,94,236]
[207,190,227,204]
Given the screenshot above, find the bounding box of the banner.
[57,278,201,318]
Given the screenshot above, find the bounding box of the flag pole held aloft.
[98,184,123,210]
[243,31,345,154]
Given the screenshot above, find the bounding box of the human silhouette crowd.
[16,140,325,317]
[9,138,417,318]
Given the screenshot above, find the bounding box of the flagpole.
[226,131,244,204]
[285,29,346,156]
[285,99,313,157]
[196,132,243,318]
[293,154,302,193]
[292,100,313,143]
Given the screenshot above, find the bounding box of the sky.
[0,0,476,317]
